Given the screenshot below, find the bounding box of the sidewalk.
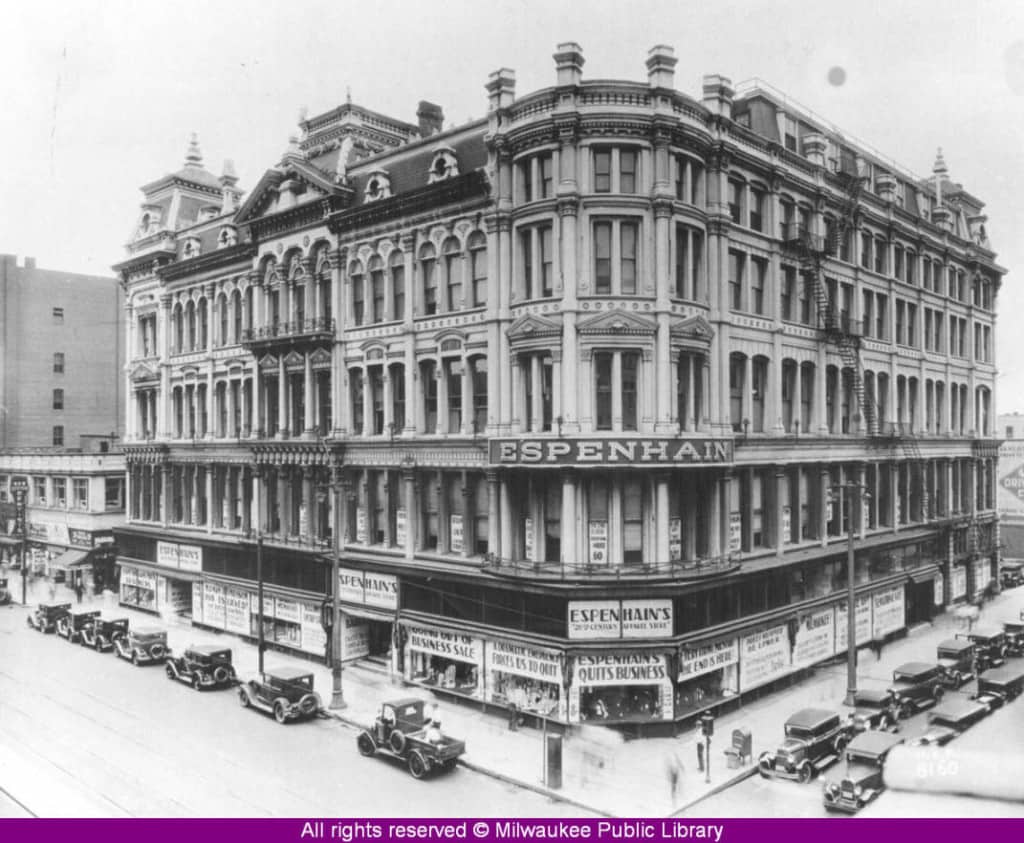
[7,570,1024,817]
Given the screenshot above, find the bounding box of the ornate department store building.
[114,44,1004,731]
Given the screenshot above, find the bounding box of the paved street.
[0,604,592,818]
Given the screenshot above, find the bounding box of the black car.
[888,662,945,718]
[822,731,905,813]
[26,603,71,633]
[935,638,976,688]
[1000,560,1024,589]
[55,609,101,643]
[165,645,237,690]
[845,688,899,733]
[957,628,1008,671]
[758,708,853,783]
[1002,620,1024,658]
[79,617,129,652]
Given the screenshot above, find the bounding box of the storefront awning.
[341,604,394,623]
[116,558,202,582]
[906,565,940,585]
[50,548,91,570]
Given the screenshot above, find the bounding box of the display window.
[570,652,672,723]
[674,666,738,716]
[485,640,565,720]
[120,566,157,611]
[404,625,483,698]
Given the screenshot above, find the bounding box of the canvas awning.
[49,548,90,570]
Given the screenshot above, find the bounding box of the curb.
[671,765,760,815]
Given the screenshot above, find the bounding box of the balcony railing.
[481,552,741,582]
[240,316,335,348]
[781,223,825,255]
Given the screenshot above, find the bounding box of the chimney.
[802,133,828,168]
[646,45,677,90]
[554,42,584,87]
[417,101,445,137]
[486,68,516,111]
[24,256,36,270]
[701,74,735,119]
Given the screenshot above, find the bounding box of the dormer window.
[218,227,237,248]
[427,146,459,185]
[364,170,392,202]
[182,238,200,260]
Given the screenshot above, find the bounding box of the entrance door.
[905,581,933,626]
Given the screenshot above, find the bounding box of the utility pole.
[834,482,868,707]
[11,478,28,604]
[329,460,346,709]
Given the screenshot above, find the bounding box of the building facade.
[115,44,1004,730]
[997,412,1024,555]
[0,254,124,448]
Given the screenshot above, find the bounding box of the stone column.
[656,472,670,565]
[277,357,287,437]
[461,356,474,435]
[559,197,580,433]
[304,353,314,435]
[403,467,417,561]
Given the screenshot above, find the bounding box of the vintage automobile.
[26,603,71,633]
[113,627,169,665]
[923,697,989,737]
[79,617,129,652]
[1002,619,1024,657]
[356,697,466,779]
[845,688,900,733]
[888,662,945,718]
[55,609,101,643]
[972,664,1024,710]
[165,645,236,690]
[935,638,976,688]
[757,708,853,783]
[238,667,323,723]
[957,628,1008,671]
[0,577,11,605]
[1000,560,1024,589]
[822,730,905,813]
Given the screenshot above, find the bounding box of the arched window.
[185,300,196,350]
[419,244,437,316]
[389,250,405,320]
[442,237,462,313]
[368,255,385,323]
[231,290,242,344]
[217,293,228,347]
[467,231,487,308]
[197,298,208,349]
[349,261,365,325]
[173,303,184,353]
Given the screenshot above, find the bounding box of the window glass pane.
[594,222,612,294]
[595,353,613,430]
[622,352,639,431]
[620,223,637,294]
[619,150,637,193]
[594,150,611,193]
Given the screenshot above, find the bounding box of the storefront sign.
[300,601,327,656]
[669,518,682,561]
[202,581,226,629]
[524,516,534,559]
[951,566,967,600]
[156,540,203,572]
[224,587,249,635]
[678,637,739,681]
[338,567,398,610]
[793,607,836,668]
[781,506,791,544]
[450,514,464,553]
[275,597,300,624]
[574,652,669,685]
[396,508,407,547]
[342,613,370,661]
[934,573,945,606]
[568,599,673,640]
[740,624,792,691]
[165,580,191,614]
[356,507,368,544]
[490,438,733,465]
[192,582,203,623]
[406,626,482,663]
[835,594,873,652]
[872,586,905,638]
[485,640,562,682]
[729,512,741,552]
[27,523,48,541]
[588,520,608,567]
[69,529,94,548]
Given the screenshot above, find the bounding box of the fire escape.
[782,162,929,517]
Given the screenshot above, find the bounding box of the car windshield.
[893,671,925,682]
[846,751,880,766]
[784,725,814,740]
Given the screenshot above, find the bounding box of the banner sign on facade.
[224,587,250,635]
[156,540,203,572]
[872,586,906,638]
[934,573,945,607]
[781,506,791,544]
[669,517,682,561]
[69,528,94,548]
[396,508,407,547]
[568,599,673,640]
[337,567,398,610]
[191,581,203,623]
[489,438,733,466]
[450,514,464,553]
[202,581,226,629]
[835,594,873,652]
[678,637,739,681]
[729,512,741,552]
[300,601,327,656]
[342,613,370,661]
[485,640,562,683]
[588,520,608,566]
[792,607,836,668]
[406,625,482,663]
[739,624,792,691]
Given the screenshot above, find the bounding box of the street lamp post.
[11,478,28,604]
[256,532,265,676]
[834,481,868,707]
[329,461,346,710]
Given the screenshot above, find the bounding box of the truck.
[357,697,466,779]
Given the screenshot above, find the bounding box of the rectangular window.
[594,222,612,294]
[728,250,744,311]
[422,261,437,316]
[896,300,906,345]
[751,257,767,315]
[423,364,438,433]
[53,352,65,374]
[594,149,612,193]
[33,476,47,505]
[619,150,637,194]
[623,477,644,565]
[470,246,487,307]
[622,352,639,432]
[539,154,554,198]
[595,353,613,431]
[907,303,917,347]
[53,477,66,506]
[352,278,365,325]
[540,226,553,297]
[519,229,533,296]
[798,272,812,325]
[372,270,385,322]
[350,371,364,435]
[52,388,64,410]
[620,222,637,294]
[750,189,764,232]
[780,265,795,321]
[392,262,406,320]
[674,224,689,297]
[52,425,64,446]
[73,478,89,510]
[728,179,742,224]
[876,294,887,341]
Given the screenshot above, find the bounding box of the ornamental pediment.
[507,313,561,341]
[669,314,715,343]
[577,309,656,335]
[310,348,332,367]
[258,354,279,371]
[283,350,304,369]
[130,362,159,382]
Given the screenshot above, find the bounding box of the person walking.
[665,751,684,805]
[73,576,84,604]
[695,732,705,773]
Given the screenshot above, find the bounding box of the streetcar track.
[0,781,39,817]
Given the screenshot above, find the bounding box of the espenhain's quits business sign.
[568,599,673,639]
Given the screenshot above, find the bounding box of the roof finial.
[185,133,203,168]
[933,147,948,175]
[346,85,352,105]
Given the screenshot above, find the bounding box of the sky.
[3,0,1023,408]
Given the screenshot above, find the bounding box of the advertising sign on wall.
[568,599,673,640]
[792,607,835,668]
[396,508,407,548]
[669,517,682,561]
[342,613,370,661]
[202,581,226,629]
[835,594,873,652]
[678,637,739,681]
[934,574,945,606]
[739,624,792,691]
[570,653,672,722]
[729,512,742,552]
[485,640,562,683]
[997,441,1024,516]
[588,520,608,566]
[156,541,203,572]
[224,587,250,635]
[951,566,967,600]
[337,568,398,610]
[300,601,327,656]
[872,586,906,638]
[405,626,483,664]
[450,514,464,553]
[490,438,733,465]
[192,582,203,623]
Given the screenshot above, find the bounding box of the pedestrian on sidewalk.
[695,732,705,773]
[665,751,684,805]
[870,638,884,661]
[73,577,84,604]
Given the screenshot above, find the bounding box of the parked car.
[357,698,466,779]
[757,708,853,783]
[923,697,989,736]
[55,609,101,643]
[845,688,899,733]
[26,603,71,633]
[165,645,237,690]
[957,628,1008,670]
[972,664,1024,710]
[113,627,169,665]
[888,662,945,718]
[1000,560,1024,589]
[935,638,976,688]
[0,577,11,605]
[79,617,129,652]
[1002,619,1024,657]
[238,667,323,723]
[822,730,905,813]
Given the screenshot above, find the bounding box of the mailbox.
[732,727,752,763]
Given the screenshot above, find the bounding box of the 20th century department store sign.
[489,438,734,466]
[568,599,673,639]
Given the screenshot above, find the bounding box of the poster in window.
[835,594,873,652]
[450,514,464,553]
[951,566,967,600]
[872,586,905,638]
[739,624,791,691]
[934,573,945,606]
[224,587,250,635]
[668,517,682,561]
[275,598,301,624]
[300,601,327,656]
[781,506,791,545]
[202,581,226,629]
[192,582,203,623]
[589,520,608,567]
[298,505,309,538]
[250,592,275,619]
[792,607,835,668]
[396,508,407,547]
[524,517,534,559]
[342,613,370,661]
[356,506,368,544]
[729,512,741,552]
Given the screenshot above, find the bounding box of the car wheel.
[389,730,407,755]
[407,751,428,780]
[165,664,176,680]
[213,666,231,685]
[834,735,848,755]
[273,701,288,724]
[238,688,251,708]
[757,755,773,779]
[797,763,812,784]
[898,703,911,720]
[192,675,202,691]
[357,733,377,757]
